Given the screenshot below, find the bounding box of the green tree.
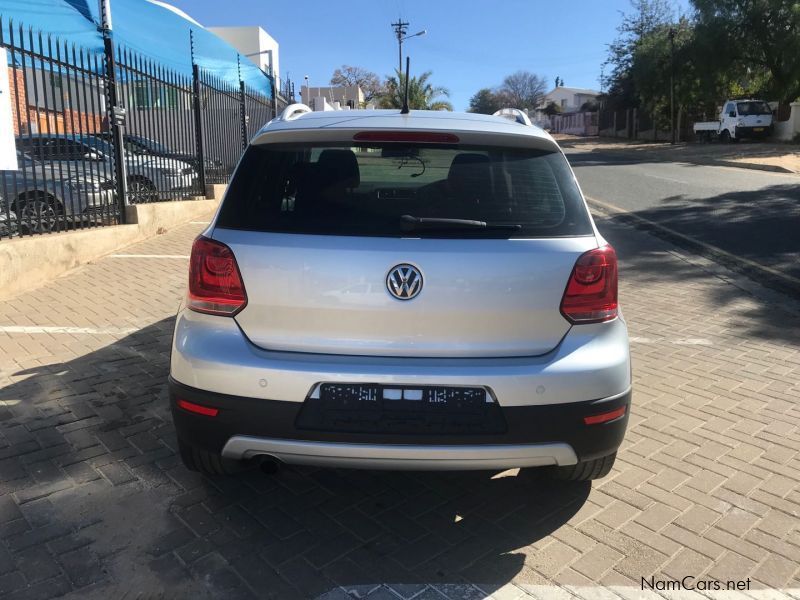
[628,19,700,130]
[378,70,453,111]
[692,0,800,103]
[468,88,503,114]
[603,0,674,109]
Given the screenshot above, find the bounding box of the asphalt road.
[565,148,800,288]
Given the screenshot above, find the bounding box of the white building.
[300,85,365,109]
[208,26,280,79]
[543,86,600,112]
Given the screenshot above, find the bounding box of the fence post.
[191,64,206,193]
[239,80,248,150]
[100,19,128,221]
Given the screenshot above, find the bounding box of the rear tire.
[548,453,617,482]
[178,439,246,476]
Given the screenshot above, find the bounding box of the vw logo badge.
[386,264,423,300]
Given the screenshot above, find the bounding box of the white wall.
[208,26,280,80]
[773,102,800,141]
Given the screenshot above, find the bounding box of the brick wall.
[8,67,27,135]
[7,66,104,136]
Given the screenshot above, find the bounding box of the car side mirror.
[728,111,736,118]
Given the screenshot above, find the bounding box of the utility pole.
[669,28,676,144]
[391,20,409,76]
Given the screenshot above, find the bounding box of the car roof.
[253,109,559,151]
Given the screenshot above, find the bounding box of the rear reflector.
[560,245,618,324]
[353,131,460,144]
[584,405,626,425]
[187,236,247,316]
[177,399,219,417]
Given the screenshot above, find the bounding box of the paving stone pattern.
[0,216,798,599]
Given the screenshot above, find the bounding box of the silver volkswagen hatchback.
[169,106,631,481]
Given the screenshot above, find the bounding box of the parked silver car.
[1,150,116,234]
[169,106,631,481]
[16,134,197,204]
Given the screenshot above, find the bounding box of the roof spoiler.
[492,108,532,126]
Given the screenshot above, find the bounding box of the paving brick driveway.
[0,214,798,599]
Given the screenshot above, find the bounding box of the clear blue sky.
[166,0,689,111]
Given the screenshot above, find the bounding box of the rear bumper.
[169,378,631,468]
[170,306,631,470]
[170,309,631,408]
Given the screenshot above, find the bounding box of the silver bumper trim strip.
[221,436,578,470]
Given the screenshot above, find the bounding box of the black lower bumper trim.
[169,378,630,463]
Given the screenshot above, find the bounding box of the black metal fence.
[0,17,289,239]
[0,20,120,237]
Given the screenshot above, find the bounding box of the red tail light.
[560,245,618,324]
[584,405,626,425]
[187,236,247,316]
[353,131,460,143]
[177,399,219,417]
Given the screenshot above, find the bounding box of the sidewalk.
[555,135,800,174]
[0,217,799,599]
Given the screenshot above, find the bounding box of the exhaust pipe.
[259,456,282,475]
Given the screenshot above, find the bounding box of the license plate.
[753,127,764,132]
[302,384,506,434]
[319,383,488,408]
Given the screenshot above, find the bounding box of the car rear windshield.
[216,142,593,238]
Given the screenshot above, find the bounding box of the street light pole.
[669,28,676,145]
[391,21,426,77]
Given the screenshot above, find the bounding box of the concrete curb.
[699,158,795,174]
[0,195,223,301]
[585,195,800,299]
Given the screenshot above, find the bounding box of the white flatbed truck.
[693,99,774,142]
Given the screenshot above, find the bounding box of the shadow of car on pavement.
[0,318,591,598]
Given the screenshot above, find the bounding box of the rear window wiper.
[400,215,522,233]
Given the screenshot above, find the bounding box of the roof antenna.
[400,56,410,114]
